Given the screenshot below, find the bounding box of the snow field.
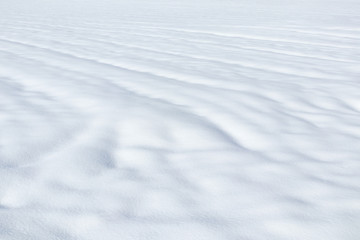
[0,0,360,239]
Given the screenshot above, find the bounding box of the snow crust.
[1,0,360,239]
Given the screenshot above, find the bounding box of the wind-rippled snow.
[1,0,360,239]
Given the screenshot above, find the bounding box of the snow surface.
[1,0,360,239]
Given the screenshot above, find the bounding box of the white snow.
[1,0,360,239]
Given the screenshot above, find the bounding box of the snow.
[1,0,360,239]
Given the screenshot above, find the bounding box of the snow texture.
[1,0,360,239]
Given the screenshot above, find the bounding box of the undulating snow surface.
[1,0,360,239]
